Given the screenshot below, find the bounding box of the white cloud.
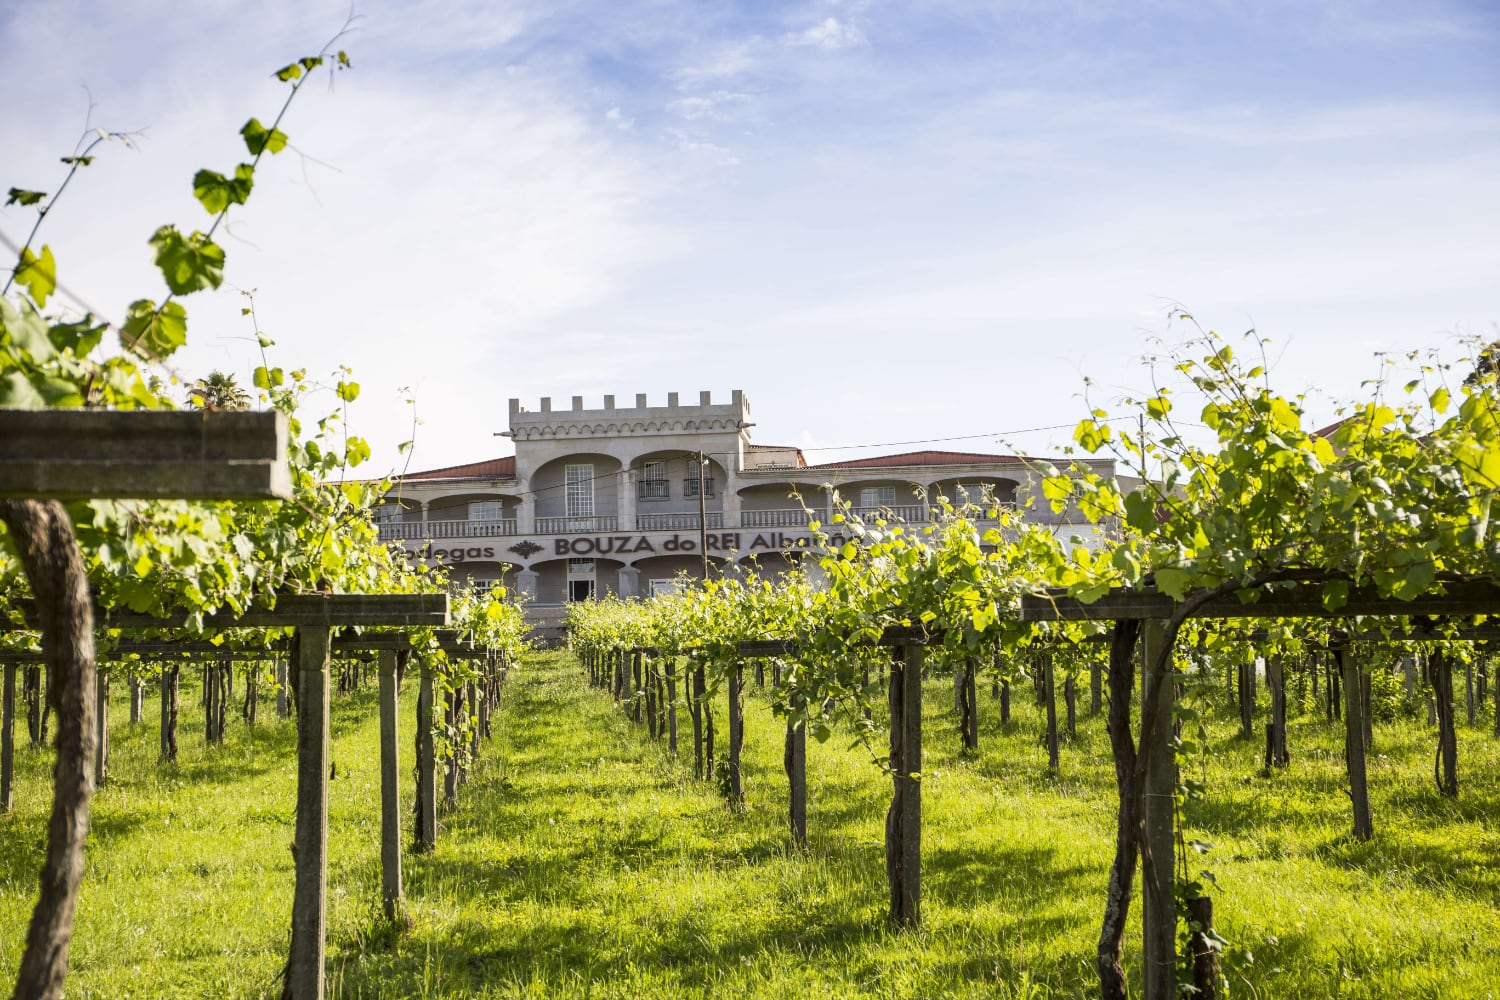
[666,128,741,166]
[784,16,867,50]
[667,90,752,121]
[0,0,681,472]
[605,106,635,130]
[673,40,759,83]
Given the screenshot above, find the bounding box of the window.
[639,460,669,500]
[565,464,594,518]
[468,500,505,520]
[650,578,686,598]
[374,503,402,523]
[683,472,715,498]
[859,486,896,508]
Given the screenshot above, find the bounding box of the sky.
[3,0,1497,473]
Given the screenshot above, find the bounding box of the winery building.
[378,390,1117,632]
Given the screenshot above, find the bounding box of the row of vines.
[565,330,1500,1000]
[2,39,530,1000]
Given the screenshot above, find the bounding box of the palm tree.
[188,370,251,411]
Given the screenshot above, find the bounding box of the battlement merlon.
[506,390,752,442]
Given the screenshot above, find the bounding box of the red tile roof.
[1312,418,1347,439]
[403,456,516,481]
[804,450,1027,470]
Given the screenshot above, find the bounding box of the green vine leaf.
[14,245,57,307]
[120,298,189,359]
[6,187,47,206]
[240,118,289,156]
[149,226,226,295]
[192,164,255,214]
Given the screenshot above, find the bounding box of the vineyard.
[3,38,1500,1000]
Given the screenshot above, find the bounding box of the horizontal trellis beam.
[6,593,449,632]
[2,623,490,661]
[1019,580,1500,622]
[0,409,292,501]
[734,626,936,659]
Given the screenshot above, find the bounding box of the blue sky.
[3,0,1497,470]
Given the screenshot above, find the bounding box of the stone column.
[617,565,640,599]
[721,471,741,531]
[517,495,536,535]
[620,466,637,532]
[516,568,539,602]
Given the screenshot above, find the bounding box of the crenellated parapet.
[506,390,751,442]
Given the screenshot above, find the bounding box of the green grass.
[2,655,1498,998]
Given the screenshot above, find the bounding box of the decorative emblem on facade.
[508,540,544,558]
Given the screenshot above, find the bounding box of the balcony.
[636,512,724,531]
[378,517,517,541]
[740,508,817,528]
[637,479,670,501]
[683,477,715,498]
[535,514,620,534]
[848,504,928,523]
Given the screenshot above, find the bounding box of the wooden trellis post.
[1139,620,1176,1000]
[887,639,924,927]
[286,627,332,1000]
[1,662,13,812]
[786,687,807,847]
[726,662,744,804]
[377,649,406,923]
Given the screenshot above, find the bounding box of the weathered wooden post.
[129,674,144,725]
[160,664,179,763]
[1090,655,1103,715]
[377,649,406,923]
[631,650,643,723]
[414,656,437,853]
[691,663,705,780]
[1336,642,1373,839]
[1265,654,1289,768]
[277,657,291,719]
[1,662,14,812]
[886,641,923,927]
[665,656,679,754]
[727,662,745,804]
[1237,656,1255,738]
[1140,619,1177,1000]
[1043,653,1060,771]
[1431,648,1458,797]
[94,670,110,786]
[286,625,332,1000]
[960,659,979,751]
[443,681,459,807]
[1187,896,1220,999]
[645,653,659,738]
[785,690,807,848]
[1465,657,1476,726]
[466,678,480,774]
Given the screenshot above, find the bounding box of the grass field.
[1,651,1497,998]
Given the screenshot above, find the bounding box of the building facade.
[379,390,1117,631]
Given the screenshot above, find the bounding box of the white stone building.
[378,390,1117,631]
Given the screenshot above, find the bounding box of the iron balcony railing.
[637,480,670,500]
[635,512,725,531]
[848,504,929,522]
[378,517,517,541]
[740,508,817,528]
[683,477,715,498]
[534,514,620,534]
